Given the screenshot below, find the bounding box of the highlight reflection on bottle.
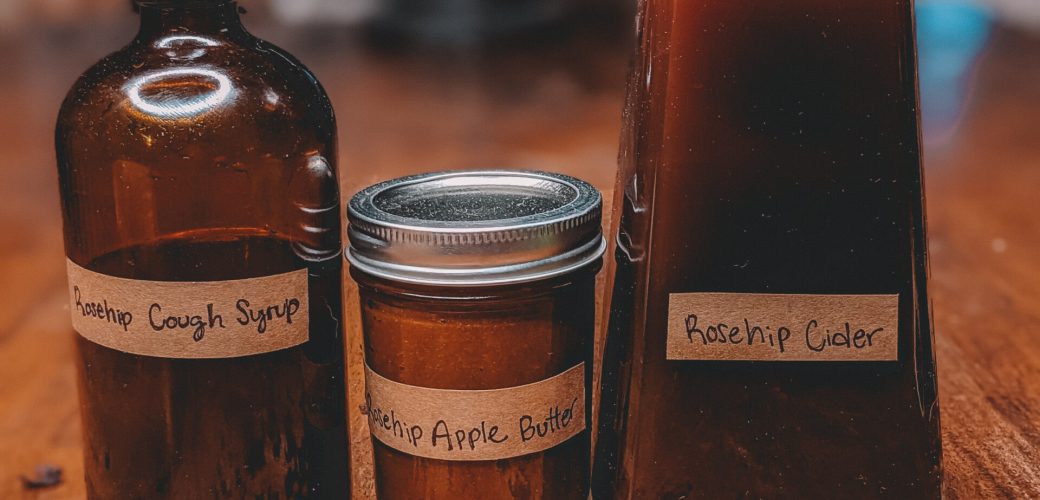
[55,1,349,498]
[594,1,942,498]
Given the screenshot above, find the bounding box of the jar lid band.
[346,169,605,286]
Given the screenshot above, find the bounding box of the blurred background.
[0,0,1037,498]
[0,0,1034,209]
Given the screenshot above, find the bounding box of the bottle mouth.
[347,169,606,287]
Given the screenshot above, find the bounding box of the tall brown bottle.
[56,1,349,497]
[594,1,942,498]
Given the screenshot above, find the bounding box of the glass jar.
[593,1,942,498]
[347,170,604,499]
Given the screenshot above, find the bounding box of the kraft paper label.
[66,259,309,358]
[365,363,586,462]
[667,293,899,361]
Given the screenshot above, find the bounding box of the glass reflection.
[124,67,236,120]
[155,35,220,60]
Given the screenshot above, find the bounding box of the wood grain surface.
[0,13,1036,500]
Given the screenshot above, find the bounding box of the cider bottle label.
[364,362,586,461]
[66,259,310,358]
[666,293,899,361]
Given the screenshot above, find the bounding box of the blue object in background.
[916,0,993,145]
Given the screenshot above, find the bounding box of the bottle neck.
[136,0,245,38]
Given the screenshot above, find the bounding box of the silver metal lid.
[347,169,606,286]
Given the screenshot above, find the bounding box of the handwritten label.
[666,293,898,361]
[365,363,586,461]
[66,259,309,358]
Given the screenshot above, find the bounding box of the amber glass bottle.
[56,1,348,498]
[594,1,942,498]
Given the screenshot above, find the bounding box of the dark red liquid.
[75,234,347,498]
[594,1,942,498]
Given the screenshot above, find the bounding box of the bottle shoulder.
[56,32,335,149]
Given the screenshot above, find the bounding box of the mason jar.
[347,170,604,499]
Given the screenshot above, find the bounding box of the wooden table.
[0,13,1037,499]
